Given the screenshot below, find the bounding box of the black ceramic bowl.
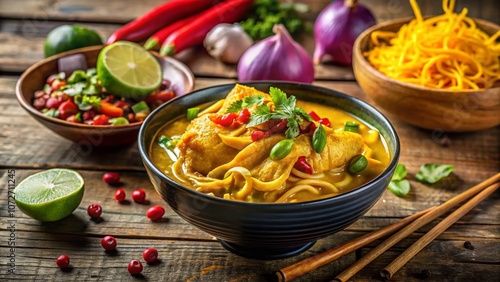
[138,82,400,260]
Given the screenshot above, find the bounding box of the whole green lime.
[44,25,103,57]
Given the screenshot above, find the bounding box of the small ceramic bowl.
[138,82,400,260]
[16,45,194,147]
[353,18,500,132]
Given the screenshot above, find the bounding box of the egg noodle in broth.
[150,85,390,203]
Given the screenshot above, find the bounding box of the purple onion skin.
[313,0,376,65]
[237,24,314,84]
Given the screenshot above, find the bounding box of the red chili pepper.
[308,111,321,121]
[236,108,251,124]
[160,0,253,56]
[251,130,266,142]
[300,122,317,135]
[100,101,123,118]
[268,119,287,134]
[106,0,218,45]
[218,112,237,127]
[319,118,331,127]
[294,156,313,174]
[143,14,199,50]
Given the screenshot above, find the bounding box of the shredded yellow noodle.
[364,0,500,90]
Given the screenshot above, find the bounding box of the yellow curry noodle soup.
[150,85,391,203]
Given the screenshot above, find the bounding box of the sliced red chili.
[308,111,321,121]
[294,156,313,174]
[300,122,317,135]
[251,130,266,142]
[319,118,331,127]
[269,119,287,134]
[236,108,251,124]
[216,112,237,127]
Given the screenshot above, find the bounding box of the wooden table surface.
[1,1,499,281]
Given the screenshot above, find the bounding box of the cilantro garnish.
[226,95,264,113]
[415,164,454,184]
[388,164,411,196]
[247,87,312,139]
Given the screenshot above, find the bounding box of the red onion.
[313,0,376,65]
[237,24,314,83]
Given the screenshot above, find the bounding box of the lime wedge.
[97,41,162,98]
[15,169,84,222]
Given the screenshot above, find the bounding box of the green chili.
[270,139,294,160]
[348,154,368,174]
[344,121,359,133]
[312,124,327,153]
[186,107,200,121]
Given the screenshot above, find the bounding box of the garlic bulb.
[204,23,253,64]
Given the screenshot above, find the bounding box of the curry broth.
[150,100,391,202]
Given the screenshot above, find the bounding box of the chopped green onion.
[348,154,368,174]
[344,121,359,133]
[132,101,150,114]
[186,107,200,121]
[159,135,179,150]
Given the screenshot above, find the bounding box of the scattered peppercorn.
[142,247,159,263]
[464,241,474,250]
[146,206,165,221]
[56,254,70,270]
[114,188,126,202]
[103,172,120,184]
[132,189,146,203]
[101,235,117,251]
[87,203,102,218]
[128,259,143,275]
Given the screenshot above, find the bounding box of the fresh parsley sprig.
[247,87,312,139]
[226,95,264,113]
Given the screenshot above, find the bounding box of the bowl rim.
[138,81,401,208]
[15,45,195,130]
[353,17,500,94]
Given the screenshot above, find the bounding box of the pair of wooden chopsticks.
[275,172,500,282]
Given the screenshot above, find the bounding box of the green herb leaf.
[285,118,299,139]
[392,164,408,181]
[243,95,264,108]
[388,179,410,196]
[415,164,454,184]
[294,107,313,122]
[226,100,243,113]
[247,104,272,127]
[62,82,86,96]
[312,124,327,153]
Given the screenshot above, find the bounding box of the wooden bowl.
[16,45,194,147]
[353,18,500,132]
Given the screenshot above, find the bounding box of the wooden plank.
[1,221,498,281]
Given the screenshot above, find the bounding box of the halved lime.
[97,41,162,98]
[15,169,84,222]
